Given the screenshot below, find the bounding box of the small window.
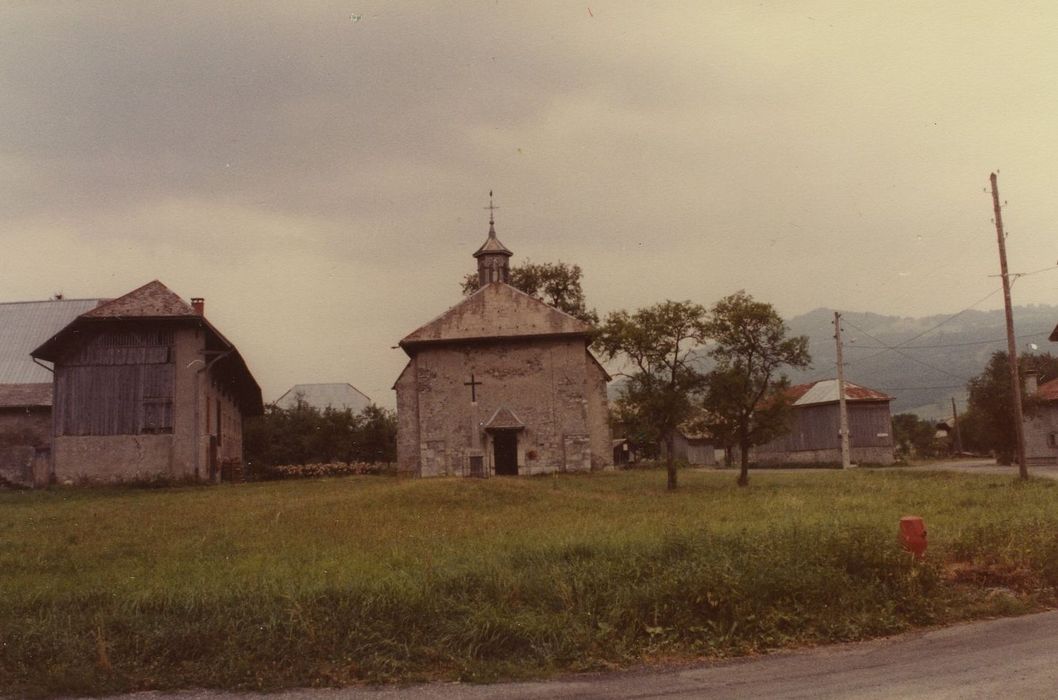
[1049,433,1058,448]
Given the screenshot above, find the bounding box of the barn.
[31,281,262,484]
[751,378,895,466]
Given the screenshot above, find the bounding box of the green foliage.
[462,260,599,325]
[3,470,1058,695]
[700,291,811,486]
[596,301,709,489]
[243,400,397,473]
[891,413,943,460]
[960,351,1058,463]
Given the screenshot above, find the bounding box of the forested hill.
[784,305,1058,419]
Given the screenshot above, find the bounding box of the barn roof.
[82,280,196,318]
[399,282,591,351]
[787,378,892,407]
[0,383,52,408]
[275,383,373,413]
[0,298,103,384]
[31,281,263,416]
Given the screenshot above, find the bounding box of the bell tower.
[473,190,513,285]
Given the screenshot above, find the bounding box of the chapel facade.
[393,213,612,477]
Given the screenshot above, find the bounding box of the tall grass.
[2,469,1058,696]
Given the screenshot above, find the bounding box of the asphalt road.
[82,610,1058,700]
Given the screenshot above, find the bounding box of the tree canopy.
[700,291,810,486]
[596,300,708,490]
[462,260,599,325]
[244,400,397,475]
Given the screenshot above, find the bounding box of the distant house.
[31,281,262,484]
[1022,323,1058,465]
[752,379,895,466]
[275,383,372,414]
[1024,372,1058,466]
[0,298,103,486]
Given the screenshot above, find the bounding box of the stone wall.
[394,361,421,474]
[751,445,895,466]
[0,408,51,487]
[1025,404,1058,465]
[52,434,174,483]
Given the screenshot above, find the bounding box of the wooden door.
[493,432,518,475]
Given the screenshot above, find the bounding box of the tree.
[596,301,708,490]
[700,291,810,487]
[961,351,1058,464]
[244,401,398,473]
[462,260,599,325]
[891,413,941,461]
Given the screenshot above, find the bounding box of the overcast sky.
[2,1,1057,407]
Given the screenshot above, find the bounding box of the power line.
[845,287,1004,365]
[843,331,1048,350]
[841,317,971,383]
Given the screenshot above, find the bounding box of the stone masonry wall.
[400,337,611,476]
[0,408,51,487]
[1025,404,1058,465]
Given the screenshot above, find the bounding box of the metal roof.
[789,378,892,407]
[472,223,513,258]
[0,298,102,383]
[274,383,373,413]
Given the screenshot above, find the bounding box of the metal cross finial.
[484,190,499,226]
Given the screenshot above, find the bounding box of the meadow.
[3,468,1058,696]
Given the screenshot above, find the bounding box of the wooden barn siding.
[757,402,893,454]
[54,330,175,436]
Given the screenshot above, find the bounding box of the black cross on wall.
[464,374,482,402]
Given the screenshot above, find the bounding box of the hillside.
[785,305,1058,419]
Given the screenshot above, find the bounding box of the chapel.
[393,207,612,477]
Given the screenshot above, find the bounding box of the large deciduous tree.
[961,351,1058,464]
[596,300,708,490]
[462,260,599,325]
[701,291,810,487]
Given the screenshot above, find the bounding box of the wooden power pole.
[834,311,851,469]
[990,172,1028,479]
[951,397,963,454]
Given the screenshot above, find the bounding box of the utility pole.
[990,172,1028,479]
[834,311,851,469]
[951,397,963,454]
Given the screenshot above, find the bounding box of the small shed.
[663,426,718,466]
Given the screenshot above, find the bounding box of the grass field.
[3,468,1058,696]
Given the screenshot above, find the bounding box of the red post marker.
[900,516,927,559]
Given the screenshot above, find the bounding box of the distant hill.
[604,305,1058,421]
[785,305,1058,419]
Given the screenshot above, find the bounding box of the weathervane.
[484,190,499,228]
